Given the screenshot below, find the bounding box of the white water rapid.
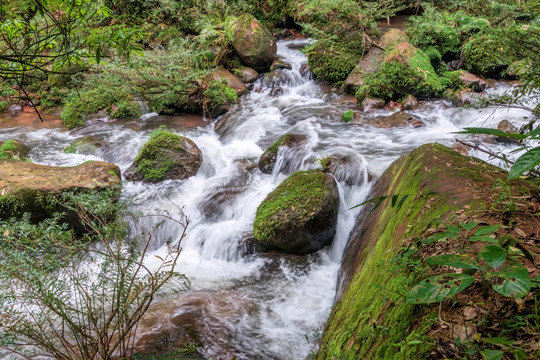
[0,39,534,359]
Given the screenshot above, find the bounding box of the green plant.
[305,40,359,83]
[203,79,237,111]
[342,110,354,123]
[407,222,534,304]
[0,191,189,359]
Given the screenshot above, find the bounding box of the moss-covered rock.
[306,40,359,83]
[125,129,202,183]
[344,29,409,93]
[317,143,532,360]
[231,14,277,72]
[0,160,121,229]
[258,134,309,174]
[253,170,339,255]
[232,67,259,83]
[364,42,445,100]
[0,139,30,161]
[64,136,106,156]
[206,68,248,96]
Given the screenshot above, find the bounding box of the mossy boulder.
[0,160,120,229]
[306,41,359,83]
[344,29,409,93]
[64,136,106,156]
[0,139,30,161]
[125,129,202,183]
[231,14,277,72]
[253,170,339,255]
[270,57,292,71]
[206,68,248,96]
[258,134,309,174]
[364,42,445,100]
[317,143,534,360]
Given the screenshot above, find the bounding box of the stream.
[0,39,534,359]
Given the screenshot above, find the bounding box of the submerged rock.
[64,136,106,156]
[231,14,277,72]
[401,94,418,110]
[360,97,386,112]
[371,111,423,128]
[0,160,120,229]
[258,133,309,174]
[125,129,202,183]
[0,139,30,161]
[271,57,292,71]
[253,170,339,255]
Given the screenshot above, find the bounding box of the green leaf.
[396,194,409,210]
[474,225,500,236]
[422,232,449,245]
[461,222,479,231]
[482,337,514,345]
[348,195,389,211]
[508,146,540,179]
[480,349,503,360]
[492,266,532,299]
[469,235,498,243]
[479,245,506,269]
[426,254,479,270]
[406,273,475,304]
[456,127,527,139]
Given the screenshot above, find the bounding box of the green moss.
[0,140,29,161]
[342,110,354,123]
[135,128,184,182]
[110,100,142,119]
[203,80,238,110]
[306,40,359,83]
[253,170,328,242]
[365,47,445,101]
[422,47,442,68]
[355,85,369,104]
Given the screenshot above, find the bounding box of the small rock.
[299,63,312,78]
[64,136,106,156]
[258,133,309,174]
[452,142,470,156]
[270,57,292,71]
[496,120,520,145]
[371,112,423,128]
[401,95,418,110]
[269,87,286,97]
[233,67,259,83]
[384,101,402,111]
[261,70,289,87]
[274,28,291,40]
[361,97,386,112]
[458,71,488,92]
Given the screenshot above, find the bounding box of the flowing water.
[0,39,534,359]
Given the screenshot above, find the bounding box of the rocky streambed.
[0,37,536,359]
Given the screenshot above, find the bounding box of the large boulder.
[231,14,277,72]
[125,129,202,183]
[364,42,445,100]
[0,139,30,161]
[0,160,121,228]
[253,170,339,255]
[344,29,409,93]
[316,144,537,359]
[258,134,309,174]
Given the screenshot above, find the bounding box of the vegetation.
[0,190,190,359]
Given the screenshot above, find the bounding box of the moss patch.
[306,40,359,83]
[342,110,354,123]
[253,170,329,242]
[0,140,30,161]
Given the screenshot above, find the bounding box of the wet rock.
[125,130,202,183]
[253,170,339,255]
[360,97,386,112]
[258,133,309,174]
[269,86,286,97]
[273,28,291,40]
[0,160,120,229]
[384,100,402,111]
[496,120,520,145]
[271,57,292,71]
[449,88,486,107]
[458,71,488,91]
[299,63,312,78]
[452,142,470,156]
[231,14,277,72]
[9,104,23,116]
[261,70,289,87]
[232,67,259,83]
[64,136,106,156]
[401,95,418,110]
[0,139,30,161]
[213,111,236,137]
[371,111,423,128]
[240,234,272,256]
[344,29,409,93]
[206,68,248,96]
[322,155,369,186]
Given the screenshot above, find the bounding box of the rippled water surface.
[0,39,533,359]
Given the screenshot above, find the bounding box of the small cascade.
[0,37,535,360]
